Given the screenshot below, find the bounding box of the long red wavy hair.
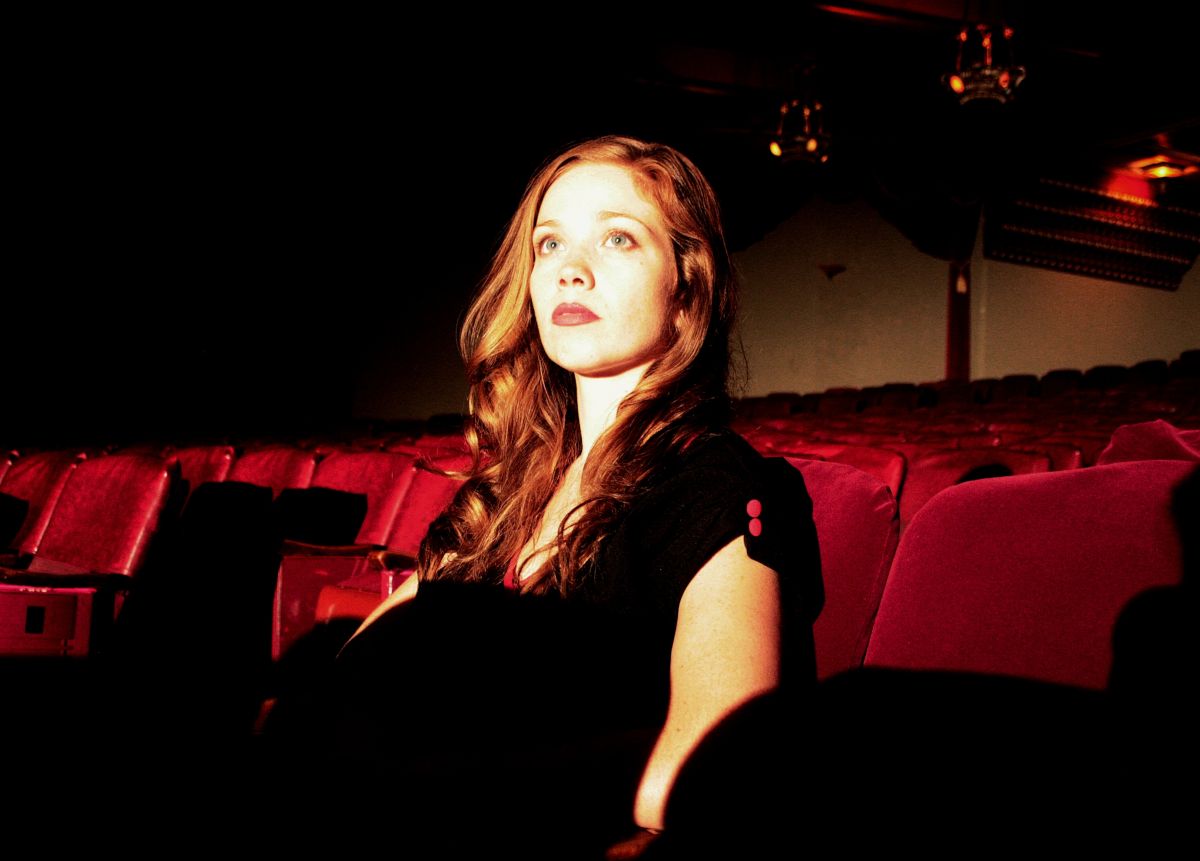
[418,135,740,596]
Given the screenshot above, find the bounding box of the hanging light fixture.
[770,66,830,164]
[944,20,1025,104]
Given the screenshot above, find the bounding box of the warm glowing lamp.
[770,96,831,163]
[1126,155,1197,180]
[943,22,1025,104]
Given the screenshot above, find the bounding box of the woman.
[270,135,821,855]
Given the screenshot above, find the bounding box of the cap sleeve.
[601,438,824,632]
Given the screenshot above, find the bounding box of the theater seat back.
[896,446,1052,529]
[865,460,1194,690]
[785,458,899,679]
[0,450,84,555]
[309,450,419,546]
[171,445,235,493]
[386,457,469,558]
[228,446,318,497]
[29,453,175,576]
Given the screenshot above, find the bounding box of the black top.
[573,426,823,688]
[262,426,823,851]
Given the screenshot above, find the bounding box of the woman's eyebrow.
[598,210,652,230]
[534,211,656,231]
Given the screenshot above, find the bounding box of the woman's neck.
[574,364,649,462]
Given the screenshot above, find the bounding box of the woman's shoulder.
[651,427,809,505]
[599,426,819,615]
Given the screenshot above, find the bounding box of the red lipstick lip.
[552,302,600,325]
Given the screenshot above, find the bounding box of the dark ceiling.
[9,3,1198,443]
[430,0,1200,250]
[23,3,1198,287]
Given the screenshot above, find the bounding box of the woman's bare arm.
[632,536,782,831]
[349,569,421,641]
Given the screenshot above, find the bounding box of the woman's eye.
[606,231,634,249]
[536,237,560,255]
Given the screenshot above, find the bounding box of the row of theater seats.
[4,416,1195,690]
[732,353,1200,530]
[737,349,1200,417]
[801,419,1197,683]
[0,438,470,660]
[2,413,1196,849]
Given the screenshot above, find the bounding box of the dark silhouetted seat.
[993,374,1039,401]
[1083,364,1130,390]
[1040,368,1083,397]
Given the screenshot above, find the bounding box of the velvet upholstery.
[227,446,318,496]
[864,460,1194,689]
[26,453,174,576]
[272,455,464,660]
[742,431,906,497]
[1010,440,1084,470]
[1096,419,1200,465]
[893,445,1052,528]
[385,459,467,556]
[0,454,174,656]
[0,450,84,555]
[308,450,418,546]
[171,445,235,492]
[1039,430,1117,465]
[273,554,377,660]
[785,458,899,679]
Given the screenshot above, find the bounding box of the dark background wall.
[8,7,1197,447]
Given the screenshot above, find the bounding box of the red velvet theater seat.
[227,445,318,496]
[1009,440,1084,471]
[270,450,420,658]
[1095,420,1200,465]
[308,450,419,547]
[170,445,235,495]
[894,446,1052,529]
[785,458,899,679]
[383,454,469,557]
[758,438,905,499]
[272,455,467,660]
[0,449,85,557]
[864,459,1194,689]
[739,429,902,496]
[0,453,175,656]
[1038,430,1119,466]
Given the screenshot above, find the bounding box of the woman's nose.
[558,252,593,289]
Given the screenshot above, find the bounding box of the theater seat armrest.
[366,551,417,572]
[280,540,381,557]
[0,570,132,590]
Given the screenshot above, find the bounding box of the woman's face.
[529,161,678,381]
